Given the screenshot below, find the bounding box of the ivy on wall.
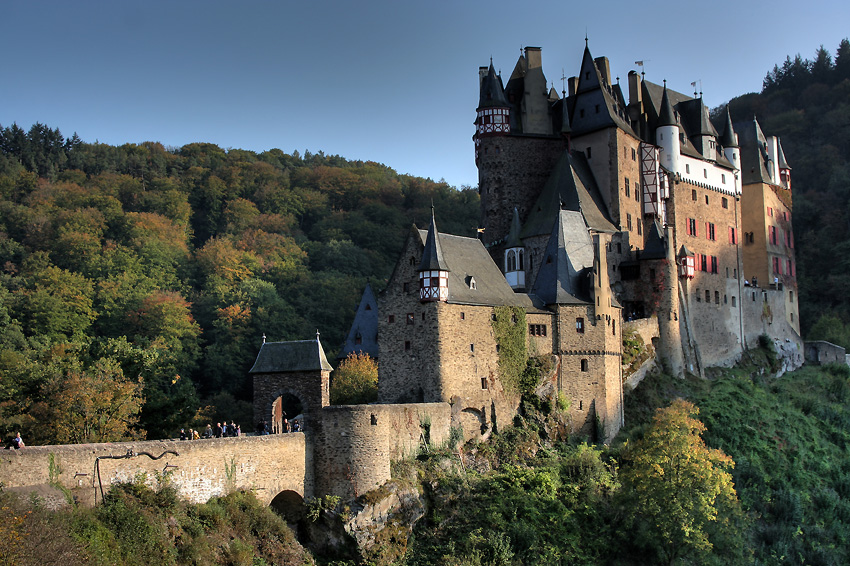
[491,306,528,394]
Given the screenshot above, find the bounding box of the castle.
[251,42,803,498]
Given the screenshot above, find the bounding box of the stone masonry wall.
[478,134,564,246]
[315,403,450,499]
[0,434,311,506]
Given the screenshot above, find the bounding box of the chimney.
[524,46,542,70]
[594,56,611,85]
[568,76,579,97]
[479,66,488,87]
[628,70,643,122]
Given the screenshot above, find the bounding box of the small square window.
[576,318,585,333]
[722,197,728,209]
[460,312,465,320]
[481,377,488,390]
[404,341,411,351]
[470,343,475,352]
[406,313,414,325]
[388,315,395,323]
[692,189,697,201]
[580,359,588,372]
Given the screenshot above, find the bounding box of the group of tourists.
[255,418,301,434]
[178,421,242,440]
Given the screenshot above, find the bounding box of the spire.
[529,210,594,305]
[506,207,522,248]
[478,62,509,109]
[560,97,572,136]
[658,83,677,127]
[720,106,738,148]
[418,209,450,272]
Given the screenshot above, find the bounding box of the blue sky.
[2,1,847,189]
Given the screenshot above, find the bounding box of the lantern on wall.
[678,245,695,279]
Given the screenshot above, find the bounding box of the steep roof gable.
[529,210,594,305]
[520,150,616,239]
[250,337,333,374]
[415,229,533,308]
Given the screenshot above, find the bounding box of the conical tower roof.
[505,207,522,248]
[720,106,738,148]
[560,97,571,135]
[478,62,509,109]
[658,84,677,127]
[418,210,450,272]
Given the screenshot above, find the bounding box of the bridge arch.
[269,489,307,523]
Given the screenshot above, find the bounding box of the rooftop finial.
[316,329,320,341]
[262,333,266,344]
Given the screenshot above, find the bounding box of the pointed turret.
[721,106,740,171]
[560,97,572,137]
[504,208,525,291]
[478,62,509,109]
[657,84,677,126]
[418,210,450,302]
[777,139,791,190]
[656,83,681,175]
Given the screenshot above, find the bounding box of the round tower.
[656,83,680,175]
[474,61,511,164]
[721,106,740,172]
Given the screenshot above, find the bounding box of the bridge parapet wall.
[0,434,311,506]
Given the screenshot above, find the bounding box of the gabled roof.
[339,284,379,360]
[567,45,636,136]
[641,220,667,260]
[777,140,790,170]
[736,117,774,184]
[419,212,450,272]
[415,229,534,308]
[520,150,616,239]
[529,210,594,305]
[250,337,333,374]
[478,62,509,109]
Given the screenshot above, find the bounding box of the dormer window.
[468,277,477,291]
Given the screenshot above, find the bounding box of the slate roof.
[520,150,617,239]
[529,210,594,305]
[478,62,509,109]
[735,117,774,185]
[568,46,636,136]
[339,284,379,360]
[419,213,450,272]
[720,107,738,148]
[641,220,667,260]
[505,207,522,248]
[249,338,333,374]
[414,229,537,309]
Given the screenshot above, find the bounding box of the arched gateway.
[250,334,332,434]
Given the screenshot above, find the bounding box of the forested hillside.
[717,39,850,342]
[0,132,479,440]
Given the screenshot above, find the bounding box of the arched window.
[506,250,517,272]
[517,249,524,270]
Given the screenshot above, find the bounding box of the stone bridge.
[0,433,311,508]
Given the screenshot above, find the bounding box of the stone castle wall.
[0,434,311,506]
[478,134,564,245]
[315,403,451,499]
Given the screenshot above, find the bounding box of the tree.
[330,352,377,405]
[30,357,144,444]
[620,399,742,565]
